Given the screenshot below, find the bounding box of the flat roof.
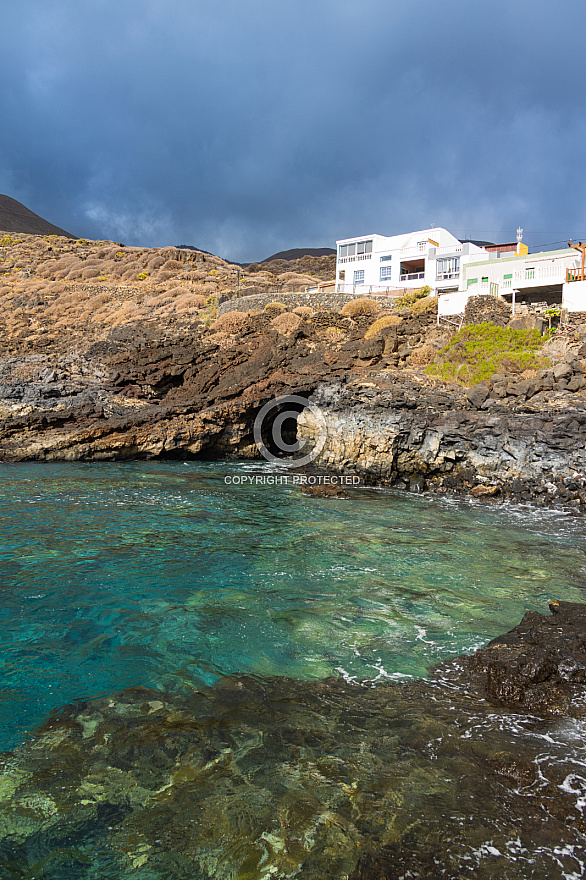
[464,248,576,269]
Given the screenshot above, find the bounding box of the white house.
[436,247,585,319]
[335,227,488,295]
[336,225,586,316]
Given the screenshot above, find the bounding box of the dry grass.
[271,312,302,334]
[341,297,381,317]
[264,301,288,315]
[364,315,403,338]
[409,343,437,366]
[210,311,250,334]
[411,295,438,316]
[293,306,314,318]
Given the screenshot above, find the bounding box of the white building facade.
[335,227,488,295]
[336,226,586,315]
[437,248,585,318]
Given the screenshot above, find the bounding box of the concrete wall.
[217,290,401,316]
[563,280,586,312]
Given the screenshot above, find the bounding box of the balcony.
[436,271,460,281]
[400,271,425,281]
[434,245,463,256]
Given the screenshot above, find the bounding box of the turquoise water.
[1,460,586,751]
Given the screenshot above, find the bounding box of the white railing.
[434,245,463,256]
[436,271,460,281]
[400,245,427,257]
[513,265,567,285]
[338,254,372,264]
[400,271,425,281]
[335,282,409,296]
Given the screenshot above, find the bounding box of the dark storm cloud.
[1,0,585,260]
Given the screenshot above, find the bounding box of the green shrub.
[426,322,551,386]
[392,285,432,309]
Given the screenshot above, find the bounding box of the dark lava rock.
[470,483,500,498]
[466,600,586,716]
[466,384,489,408]
[301,483,349,499]
[409,474,426,493]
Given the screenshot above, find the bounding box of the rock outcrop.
[464,599,586,716]
[2,232,586,510]
[298,379,586,507]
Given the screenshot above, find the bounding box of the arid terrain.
[1,229,586,508]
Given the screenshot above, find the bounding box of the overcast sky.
[1,0,585,261]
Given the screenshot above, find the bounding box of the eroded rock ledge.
[1,299,586,510]
[299,379,586,508]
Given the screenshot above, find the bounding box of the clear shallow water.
[1,460,586,751]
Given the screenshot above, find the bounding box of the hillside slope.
[0,195,76,238]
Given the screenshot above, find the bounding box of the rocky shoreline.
[1,232,586,511]
[299,378,586,510]
[2,601,586,879]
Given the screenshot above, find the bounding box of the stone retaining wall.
[217,290,400,316]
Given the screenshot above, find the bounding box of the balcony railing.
[434,245,463,256]
[513,265,568,285]
[400,271,425,281]
[338,254,372,264]
[567,268,586,282]
[436,271,460,281]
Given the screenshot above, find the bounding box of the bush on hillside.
[411,295,438,315]
[364,314,403,338]
[264,301,288,315]
[210,311,249,334]
[341,297,381,317]
[293,305,314,318]
[323,326,347,343]
[426,322,551,386]
[393,286,432,309]
[271,311,302,334]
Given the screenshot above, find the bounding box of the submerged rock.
[2,605,586,878]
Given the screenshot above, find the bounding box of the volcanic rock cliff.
[1,232,586,508]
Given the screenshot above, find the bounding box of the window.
[502,273,512,289]
[380,266,393,281]
[353,270,365,284]
[525,267,535,280]
[436,257,460,280]
[338,240,372,262]
[338,270,345,281]
[467,278,478,288]
[417,241,427,252]
[481,276,489,286]
[380,255,392,262]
